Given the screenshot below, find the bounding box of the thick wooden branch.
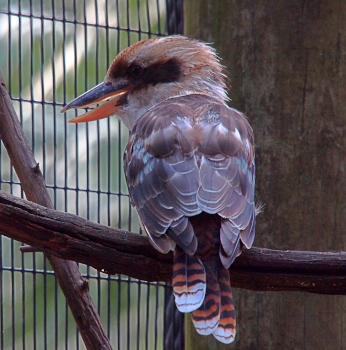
[0,71,112,349]
[1,190,346,295]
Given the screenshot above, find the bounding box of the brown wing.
[124,94,255,266]
[194,101,256,268]
[124,98,202,254]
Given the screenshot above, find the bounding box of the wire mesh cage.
[0,0,184,349]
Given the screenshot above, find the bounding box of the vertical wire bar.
[125,2,131,349]
[32,249,37,350]
[105,0,112,341]
[145,0,151,349]
[84,0,90,223]
[137,282,141,350]
[127,191,132,231]
[59,1,67,218]
[12,2,21,348]
[21,3,33,348]
[156,0,162,35]
[61,2,70,345]
[31,3,38,343]
[39,6,49,342]
[137,0,141,40]
[83,7,91,341]
[52,3,60,349]
[63,3,69,348]
[65,303,69,350]
[11,240,15,349]
[126,279,131,349]
[41,7,46,190]
[72,22,80,350]
[85,0,92,342]
[114,3,121,348]
[43,258,48,350]
[126,0,130,45]
[117,278,121,349]
[106,274,111,339]
[21,244,25,350]
[8,1,12,94]
[9,0,15,199]
[54,274,59,350]
[145,283,150,350]
[154,283,160,350]
[41,2,48,349]
[18,0,24,204]
[145,0,152,37]
[126,3,133,349]
[95,0,102,318]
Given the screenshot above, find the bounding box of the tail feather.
[191,261,221,335]
[171,212,237,344]
[213,266,236,344]
[172,248,206,313]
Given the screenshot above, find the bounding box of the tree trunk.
[185,1,346,349]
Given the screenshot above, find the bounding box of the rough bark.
[0,71,112,350]
[185,0,346,349]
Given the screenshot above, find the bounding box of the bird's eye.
[129,64,143,79]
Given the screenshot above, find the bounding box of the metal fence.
[0,0,183,349]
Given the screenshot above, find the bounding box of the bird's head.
[61,35,228,130]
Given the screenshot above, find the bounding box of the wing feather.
[124,99,201,254]
[124,94,255,260]
[195,99,256,266]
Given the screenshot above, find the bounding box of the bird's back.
[124,93,255,344]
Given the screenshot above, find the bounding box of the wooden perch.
[1,189,346,295]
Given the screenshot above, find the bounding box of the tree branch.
[0,71,112,350]
[1,189,346,295]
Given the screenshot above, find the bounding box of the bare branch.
[1,190,346,295]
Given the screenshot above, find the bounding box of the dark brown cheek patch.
[140,58,182,86]
[108,57,182,91]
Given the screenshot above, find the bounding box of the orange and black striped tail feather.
[213,264,236,343]
[172,247,206,312]
[172,248,236,344]
[191,260,221,335]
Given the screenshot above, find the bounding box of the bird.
[61,35,256,344]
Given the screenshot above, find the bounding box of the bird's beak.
[61,81,132,123]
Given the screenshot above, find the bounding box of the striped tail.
[173,249,236,344]
[213,265,236,343]
[191,260,221,335]
[172,247,206,312]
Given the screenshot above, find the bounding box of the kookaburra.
[62,35,255,344]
